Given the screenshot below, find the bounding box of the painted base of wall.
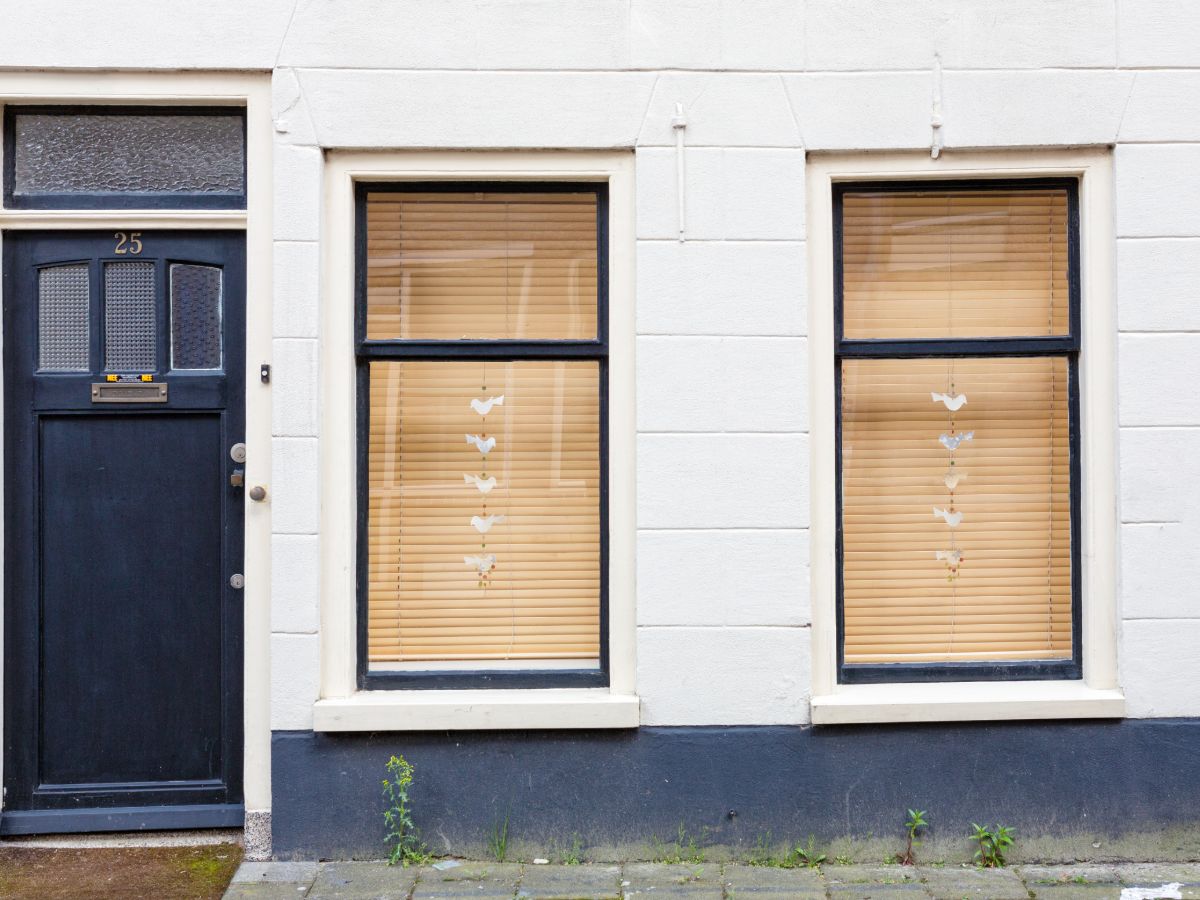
[272,721,1200,860]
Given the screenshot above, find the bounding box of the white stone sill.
[313,689,641,732]
[811,681,1125,725]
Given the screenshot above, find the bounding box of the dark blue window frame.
[353,181,610,691]
[834,178,1083,685]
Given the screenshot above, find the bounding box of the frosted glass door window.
[104,262,157,371]
[38,264,91,371]
[6,108,246,208]
[171,264,223,370]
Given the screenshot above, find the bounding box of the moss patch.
[0,844,243,900]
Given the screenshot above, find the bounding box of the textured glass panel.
[171,264,223,370]
[105,262,157,371]
[12,112,244,196]
[38,264,90,371]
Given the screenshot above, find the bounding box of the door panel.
[3,231,244,831]
[39,414,224,789]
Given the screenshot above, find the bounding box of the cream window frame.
[317,151,638,732]
[807,150,1124,725]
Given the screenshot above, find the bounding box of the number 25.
[114,232,143,255]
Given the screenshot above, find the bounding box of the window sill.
[313,689,640,732]
[810,681,1125,725]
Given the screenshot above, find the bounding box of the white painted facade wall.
[4,0,1198,736]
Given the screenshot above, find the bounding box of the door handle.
[230,469,245,488]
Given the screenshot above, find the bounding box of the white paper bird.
[471,514,506,533]
[470,395,505,416]
[935,549,964,565]
[938,431,975,451]
[465,434,497,455]
[931,391,968,411]
[933,506,964,527]
[464,554,497,575]
[463,473,498,493]
[943,470,966,490]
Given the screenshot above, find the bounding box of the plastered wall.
[5,0,1197,726]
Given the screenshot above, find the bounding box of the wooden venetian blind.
[842,189,1069,338]
[367,360,601,663]
[365,190,598,340]
[841,357,1071,664]
[839,185,1074,666]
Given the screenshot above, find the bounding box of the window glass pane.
[171,264,223,370]
[38,264,90,371]
[367,360,601,666]
[365,191,598,340]
[104,262,157,371]
[841,357,1072,665]
[842,188,1070,339]
[11,110,244,198]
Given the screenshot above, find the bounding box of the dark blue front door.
[2,231,245,833]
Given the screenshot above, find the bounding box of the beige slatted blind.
[842,358,1071,663]
[842,189,1069,339]
[366,191,598,340]
[368,361,600,663]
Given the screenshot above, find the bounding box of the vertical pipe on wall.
[671,102,687,242]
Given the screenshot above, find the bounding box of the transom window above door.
[835,180,1081,684]
[356,184,608,690]
[4,106,246,209]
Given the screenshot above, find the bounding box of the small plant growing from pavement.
[382,754,429,867]
[900,808,928,865]
[556,832,584,865]
[971,823,1015,868]
[651,823,705,864]
[793,835,827,869]
[487,809,511,862]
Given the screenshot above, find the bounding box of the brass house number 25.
[114,232,144,255]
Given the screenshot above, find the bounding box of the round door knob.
[249,485,267,502]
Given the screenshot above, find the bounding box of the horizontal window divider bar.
[362,669,609,691]
[834,176,1077,194]
[357,340,607,360]
[840,659,1082,685]
[836,337,1078,357]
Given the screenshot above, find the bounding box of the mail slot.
[91,382,168,403]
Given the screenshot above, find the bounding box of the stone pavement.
[224,860,1200,899]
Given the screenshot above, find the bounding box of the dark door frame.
[1,230,246,835]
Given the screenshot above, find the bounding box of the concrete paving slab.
[622,863,723,898]
[827,884,932,898]
[722,864,825,896]
[1118,863,1200,885]
[824,864,923,884]
[233,862,321,885]
[411,862,522,899]
[308,861,419,898]
[1018,865,1123,885]
[225,885,313,899]
[1021,886,1122,899]
[514,863,620,899]
[920,865,1029,899]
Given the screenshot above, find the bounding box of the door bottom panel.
[0,804,244,836]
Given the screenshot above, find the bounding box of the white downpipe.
[671,101,688,242]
